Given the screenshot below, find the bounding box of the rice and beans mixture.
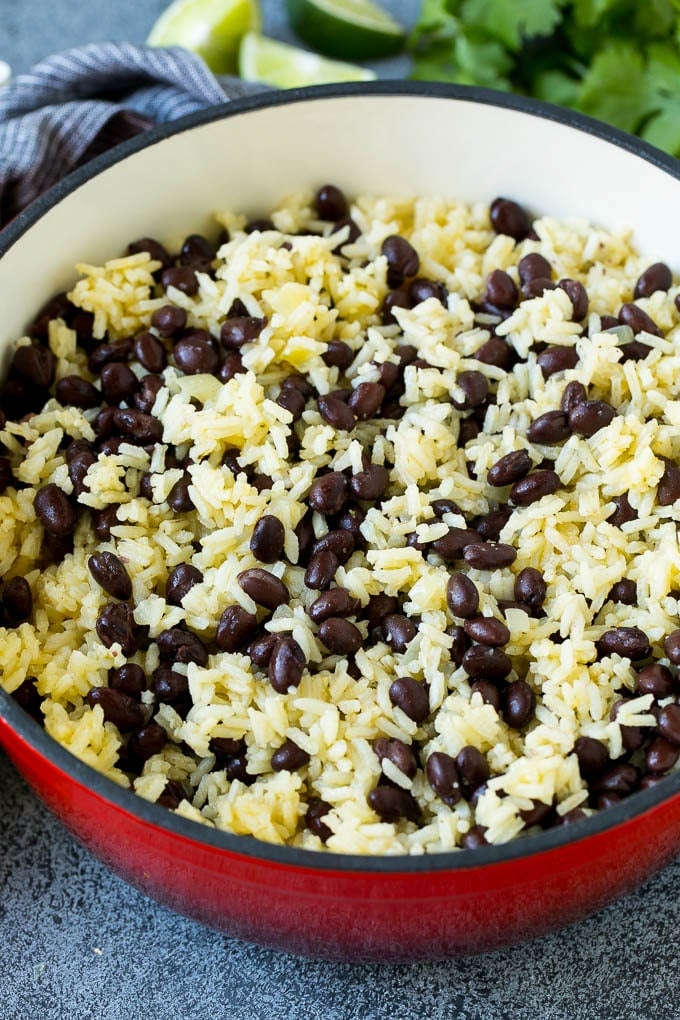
[4,186,680,854]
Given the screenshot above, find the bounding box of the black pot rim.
[1,80,680,876]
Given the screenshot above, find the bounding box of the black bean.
[271,738,310,772]
[13,344,56,388]
[368,784,421,824]
[132,332,166,374]
[311,529,355,564]
[596,627,651,661]
[521,277,555,300]
[96,602,136,656]
[55,375,100,410]
[456,745,490,796]
[527,410,571,444]
[317,394,355,432]
[0,457,14,494]
[472,679,501,710]
[620,339,652,362]
[665,630,680,666]
[483,269,518,309]
[657,704,680,745]
[112,408,163,444]
[518,253,552,283]
[85,686,145,732]
[93,406,116,439]
[487,449,531,487]
[127,236,172,269]
[88,339,133,374]
[381,290,411,325]
[452,370,488,410]
[268,636,305,693]
[2,577,33,626]
[556,278,588,321]
[250,515,285,564]
[593,763,639,795]
[432,527,481,562]
[609,698,646,753]
[388,676,429,722]
[174,334,219,375]
[503,679,535,728]
[150,305,187,338]
[430,498,460,518]
[635,663,674,699]
[463,542,517,569]
[509,470,560,507]
[474,336,513,371]
[383,614,417,653]
[464,616,510,647]
[409,278,448,306]
[88,551,132,601]
[608,578,637,605]
[365,594,399,630]
[217,353,245,383]
[646,737,680,774]
[350,463,389,501]
[374,736,418,779]
[166,563,202,606]
[315,184,348,221]
[109,663,146,698]
[10,675,42,721]
[34,484,77,537]
[238,568,289,610]
[93,505,120,541]
[560,381,587,416]
[127,722,167,764]
[568,399,616,438]
[100,363,139,405]
[490,197,530,240]
[333,215,361,249]
[220,316,266,350]
[215,605,258,653]
[514,567,547,610]
[537,346,579,379]
[308,471,348,515]
[634,262,672,299]
[306,797,333,842]
[248,632,278,667]
[319,617,363,655]
[475,507,512,542]
[348,382,385,420]
[608,493,637,528]
[308,587,360,624]
[322,341,354,371]
[157,627,207,666]
[573,735,609,778]
[425,751,461,806]
[134,374,163,415]
[657,457,680,506]
[152,666,188,704]
[520,800,554,828]
[462,644,512,681]
[165,473,193,514]
[448,624,470,666]
[381,235,420,288]
[161,266,198,296]
[179,233,214,270]
[304,549,339,590]
[618,302,662,337]
[461,825,488,849]
[446,573,479,618]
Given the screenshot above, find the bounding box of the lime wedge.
[147,0,260,74]
[238,32,376,88]
[286,0,405,60]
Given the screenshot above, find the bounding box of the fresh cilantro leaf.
[459,0,565,51]
[571,0,630,30]
[640,42,680,154]
[454,31,514,87]
[409,0,458,51]
[641,109,680,154]
[532,69,582,107]
[575,41,655,131]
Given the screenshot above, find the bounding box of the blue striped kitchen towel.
[0,41,264,226]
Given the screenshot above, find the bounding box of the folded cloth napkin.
[0,41,265,227]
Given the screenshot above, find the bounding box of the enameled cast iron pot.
[2,84,680,962]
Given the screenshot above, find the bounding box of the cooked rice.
[2,190,679,855]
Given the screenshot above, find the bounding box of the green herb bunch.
[410,0,680,156]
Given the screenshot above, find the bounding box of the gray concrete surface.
[2,1,680,1017]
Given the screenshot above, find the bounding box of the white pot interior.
[0,91,678,352]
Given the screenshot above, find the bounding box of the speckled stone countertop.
[1,2,680,1017]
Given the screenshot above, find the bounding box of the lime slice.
[286,0,405,60]
[147,0,260,74]
[238,32,376,88]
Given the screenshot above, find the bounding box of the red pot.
[1,84,680,961]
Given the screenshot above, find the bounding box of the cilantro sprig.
[409,0,680,157]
